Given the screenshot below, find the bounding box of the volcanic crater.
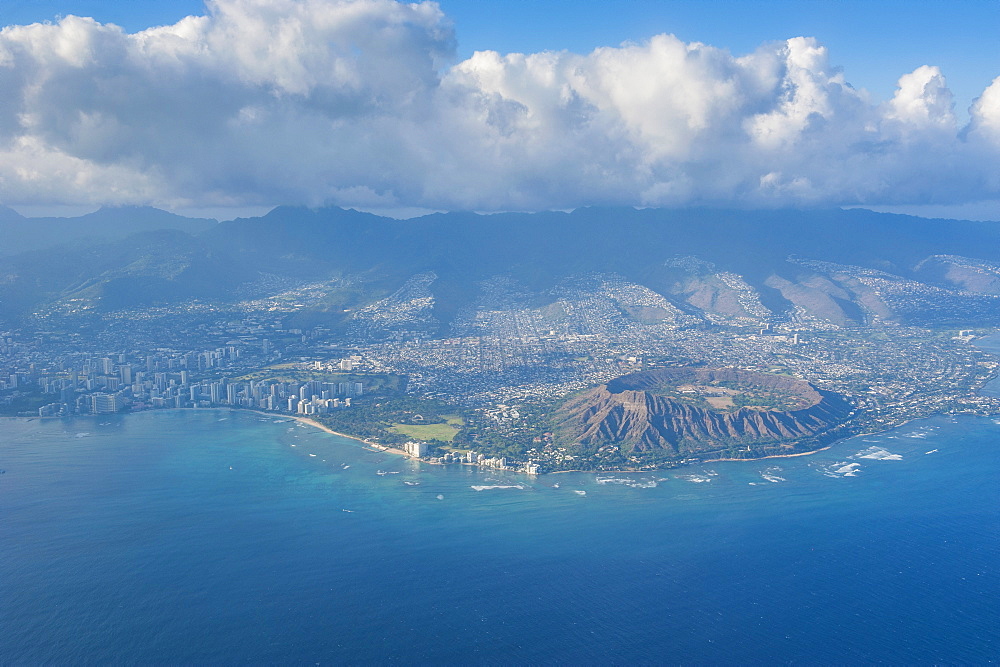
[551,368,854,457]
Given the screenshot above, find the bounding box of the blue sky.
[0,0,997,218]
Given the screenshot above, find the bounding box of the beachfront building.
[403,440,429,457]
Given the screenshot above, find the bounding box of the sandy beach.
[272,411,414,460]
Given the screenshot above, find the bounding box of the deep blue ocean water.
[3,389,1000,662]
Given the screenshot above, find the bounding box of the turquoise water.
[1,406,999,663]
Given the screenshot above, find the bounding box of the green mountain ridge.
[4,205,1000,332]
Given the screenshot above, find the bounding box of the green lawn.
[389,415,464,442]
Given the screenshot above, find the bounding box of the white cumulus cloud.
[0,0,996,212]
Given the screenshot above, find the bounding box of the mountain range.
[0,205,216,256]
[3,205,1000,331]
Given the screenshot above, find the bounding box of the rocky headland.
[551,368,855,458]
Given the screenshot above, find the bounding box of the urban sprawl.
[3,268,1000,473]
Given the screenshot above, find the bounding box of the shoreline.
[240,409,416,460]
[702,443,835,463]
[0,410,841,469]
[2,408,419,462]
[544,441,837,473]
[270,410,985,472]
[5,404,993,476]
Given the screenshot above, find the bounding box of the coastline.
[544,442,837,473]
[5,403,993,476]
[11,409,843,468]
[240,409,416,460]
[12,326,1000,474]
[703,443,835,463]
[0,409,948,474]
[5,408,420,462]
[702,412,978,464]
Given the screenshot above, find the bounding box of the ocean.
[2,394,999,662]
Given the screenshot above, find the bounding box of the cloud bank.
[0,0,998,212]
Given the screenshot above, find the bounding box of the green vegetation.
[716,380,811,410]
[452,401,557,460]
[621,304,672,324]
[642,378,810,412]
[389,415,464,442]
[315,396,464,446]
[0,391,49,417]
